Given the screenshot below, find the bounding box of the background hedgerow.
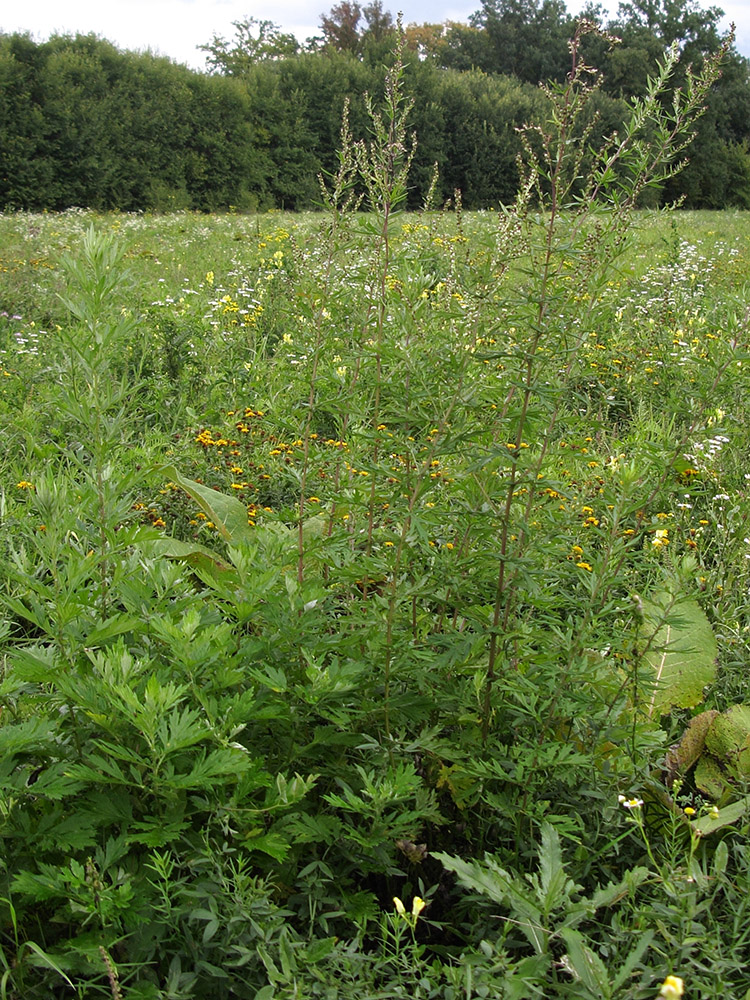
[1,26,750,1000]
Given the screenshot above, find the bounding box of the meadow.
[1,39,750,1000]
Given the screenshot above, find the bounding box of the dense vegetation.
[1,31,750,998]
[1,0,750,212]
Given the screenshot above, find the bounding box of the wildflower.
[619,795,644,810]
[576,561,593,571]
[152,518,166,528]
[659,976,684,999]
[683,806,696,816]
[393,897,406,916]
[708,805,720,820]
[412,897,426,917]
[652,529,669,548]
[16,480,34,489]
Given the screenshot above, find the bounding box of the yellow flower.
[393,897,406,916]
[16,480,34,489]
[659,975,684,999]
[652,529,669,548]
[411,896,426,917]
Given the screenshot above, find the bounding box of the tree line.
[1,0,749,213]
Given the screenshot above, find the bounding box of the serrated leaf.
[610,930,654,992]
[642,594,717,716]
[434,852,546,953]
[165,748,251,789]
[559,927,611,998]
[243,829,290,861]
[535,822,572,915]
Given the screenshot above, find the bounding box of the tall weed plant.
[1,21,749,1000]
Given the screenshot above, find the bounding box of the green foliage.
[641,592,718,716]
[2,0,749,212]
[1,26,750,998]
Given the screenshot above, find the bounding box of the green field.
[2,48,750,992]
[1,200,749,998]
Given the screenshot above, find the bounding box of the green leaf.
[22,941,75,988]
[165,748,252,789]
[664,710,719,781]
[705,705,750,780]
[694,754,730,800]
[608,929,654,992]
[434,852,546,953]
[162,466,255,545]
[148,536,235,576]
[692,795,750,836]
[642,593,717,716]
[534,821,574,916]
[559,927,611,999]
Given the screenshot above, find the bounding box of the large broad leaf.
[642,593,717,717]
[162,466,255,545]
[148,536,238,589]
[692,794,750,836]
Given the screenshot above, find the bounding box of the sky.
[1,0,748,69]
